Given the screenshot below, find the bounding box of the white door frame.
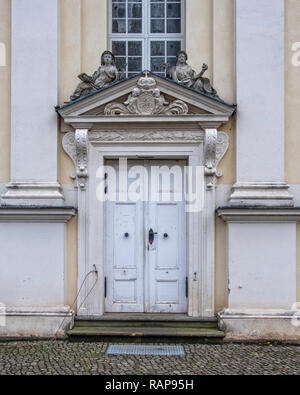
[76,136,220,318]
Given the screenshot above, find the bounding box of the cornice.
[217,207,300,222]
[0,207,76,223]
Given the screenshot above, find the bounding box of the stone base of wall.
[0,307,74,338]
[219,310,300,341]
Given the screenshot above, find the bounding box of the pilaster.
[2,0,62,205]
[231,0,293,207]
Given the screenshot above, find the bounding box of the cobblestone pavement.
[0,341,299,375]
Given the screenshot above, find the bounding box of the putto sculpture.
[69,50,124,102]
[166,50,218,98]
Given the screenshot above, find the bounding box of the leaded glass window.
[110,0,185,77]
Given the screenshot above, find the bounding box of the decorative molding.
[104,73,189,116]
[63,128,229,190]
[62,129,204,188]
[0,207,76,223]
[204,130,229,190]
[2,182,64,202]
[229,182,294,207]
[75,129,89,191]
[64,115,229,128]
[89,130,204,143]
[63,129,89,190]
[219,309,300,320]
[3,306,74,317]
[217,207,300,223]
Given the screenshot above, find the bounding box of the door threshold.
[76,313,218,322]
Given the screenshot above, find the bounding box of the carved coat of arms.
[104,72,189,116]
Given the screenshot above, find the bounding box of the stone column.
[230,0,293,206]
[2,0,63,204]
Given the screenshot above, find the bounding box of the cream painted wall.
[81,0,108,76]
[186,0,235,311]
[186,0,235,189]
[212,0,235,104]
[66,215,78,310]
[186,0,213,81]
[59,0,81,105]
[285,0,300,184]
[215,216,228,312]
[0,0,11,183]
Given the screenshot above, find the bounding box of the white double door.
[105,159,187,313]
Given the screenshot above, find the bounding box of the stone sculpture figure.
[166,50,218,98]
[69,51,124,102]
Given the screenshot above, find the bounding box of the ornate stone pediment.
[56,71,236,125]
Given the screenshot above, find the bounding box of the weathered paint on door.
[105,160,187,313]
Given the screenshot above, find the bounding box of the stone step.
[75,313,218,322]
[67,326,225,340]
[75,320,218,329]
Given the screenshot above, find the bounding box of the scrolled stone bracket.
[62,129,89,190]
[204,129,229,190]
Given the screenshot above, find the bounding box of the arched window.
[110,0,185,77]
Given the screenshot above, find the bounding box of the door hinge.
[186,277,188,298]
[104,277,107,298]
[104,173,108,194]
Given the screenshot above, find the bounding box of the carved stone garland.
[104,73,189,116]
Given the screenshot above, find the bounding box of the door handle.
[149,228,158,245]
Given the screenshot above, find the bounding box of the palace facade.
[0,0,299,340]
